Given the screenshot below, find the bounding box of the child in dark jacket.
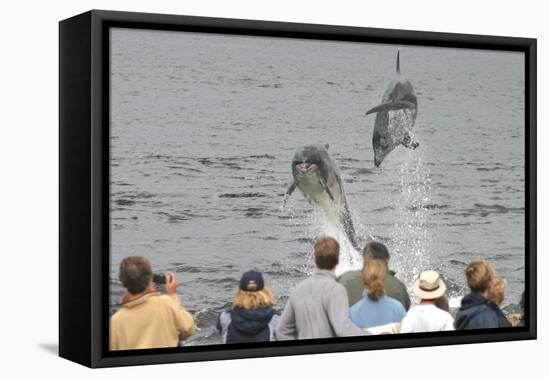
[487,276,512,328]
[455,260,501,330]
[217,270,280,344]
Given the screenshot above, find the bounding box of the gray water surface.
[109,28,525,345]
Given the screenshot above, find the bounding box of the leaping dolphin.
[284,144,359,250]
[366,50,419,167]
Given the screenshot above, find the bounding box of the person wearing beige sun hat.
[400,270,455,333]
[414,270,447,299]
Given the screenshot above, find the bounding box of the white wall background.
[0,0,546,376]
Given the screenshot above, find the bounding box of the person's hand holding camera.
[166,272,177,295]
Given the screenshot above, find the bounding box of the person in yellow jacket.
[110,256,196,351]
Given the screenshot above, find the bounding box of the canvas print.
[108,27,526,351]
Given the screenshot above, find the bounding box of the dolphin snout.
[297,163,313,172]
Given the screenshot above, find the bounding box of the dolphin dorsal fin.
[396,49,400,74]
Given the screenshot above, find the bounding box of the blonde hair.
[363,259,387,301]
[488,276,507,306]
[233,287,275,310]
[465,259,495,293]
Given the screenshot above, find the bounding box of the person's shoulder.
[468,304,499,327]
[385,295,406,313]
[287,277,313,300]
[110,308,125,323]
[401,305,418,320]
[293,276,312,291]
[332,278,350,295]
[350,296,365,309]
[158,293,180,306]
[477,301,496,313]
[159,293,191,313]
[337,269,361,283]
[386,272,407,289]
[385,294,404,307]
[482,303,500,318]
[349,297,364,314]
[430,305,454,319]
[464,302,498,322]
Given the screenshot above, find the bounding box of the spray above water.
[388,144,434,297]
[312,210,363,276]
[282,203,363,277]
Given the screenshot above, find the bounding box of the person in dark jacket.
[217,270,280,344]
[455,259,500,330]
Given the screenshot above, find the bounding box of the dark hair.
[314,236,340,270]
[434,296,450,312]
[119,256,153,294]
[362,241,390,262]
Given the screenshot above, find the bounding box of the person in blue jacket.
[455,260,500,330]
[350,259,406,331]
[217,270,280,344]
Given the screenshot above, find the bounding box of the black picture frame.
[59,9,537,368]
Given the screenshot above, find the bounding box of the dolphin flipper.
[366,100,415,115]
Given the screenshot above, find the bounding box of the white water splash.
[389,147,434,294]
[310,209,363,276]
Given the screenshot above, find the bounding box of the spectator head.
[314,236,340,271]
[434,296,450,312]
[233,270,275,310]
[119,256,153,294]
[488,276,508,307]
[362,259,387,301]
[362,241,390,267]
[413,270,447,300]
[465,259,495,294]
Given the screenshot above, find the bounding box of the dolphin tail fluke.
[365,100,415,115]
[396,49,400,73]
